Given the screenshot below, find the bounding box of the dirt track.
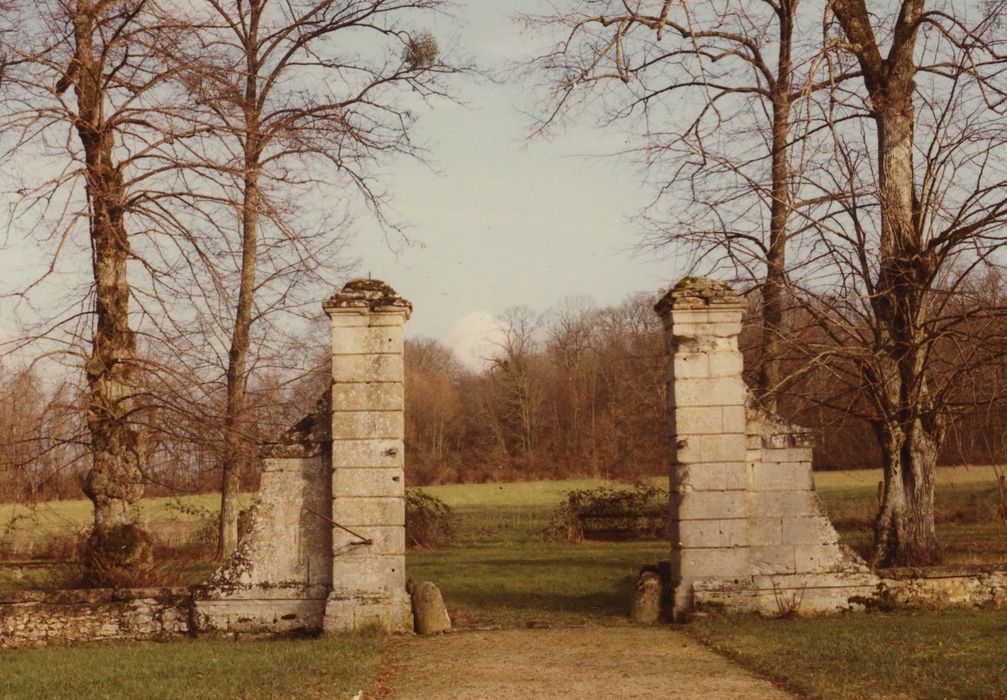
[386,627,794,699]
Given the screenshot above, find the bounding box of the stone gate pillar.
[322,279,412,633]
[654,278,749,619]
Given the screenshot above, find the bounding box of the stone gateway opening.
[4,277,1005,648]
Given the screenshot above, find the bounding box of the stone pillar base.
[323,591,413,634]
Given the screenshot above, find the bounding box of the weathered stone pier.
[655,277,877,617]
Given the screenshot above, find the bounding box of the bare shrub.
[405,489,456,549]
[543,485,667,543]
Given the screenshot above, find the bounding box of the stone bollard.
[631,571,662,624]
[410,581,451,634]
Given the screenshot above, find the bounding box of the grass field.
[815,465,1007,564]
[691,609,1007,700]
[2,467,1007,698]
[0,634,387,699]
[0,493,253,553]
[404,466,1007,628]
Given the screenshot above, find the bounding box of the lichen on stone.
[202,501,268,591]
[322,278,412,314]
[654,276,745,315]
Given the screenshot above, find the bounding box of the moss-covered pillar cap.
[322,278,412,319]
[654,276,746,317]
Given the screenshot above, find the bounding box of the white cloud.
[445,310,506,372]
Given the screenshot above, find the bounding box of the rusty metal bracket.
[303,506,372,546]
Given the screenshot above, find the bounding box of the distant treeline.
[3,291,1007,501]
[402,293,1007,483]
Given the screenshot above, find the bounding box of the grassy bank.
[0,634,387,700]
[690,609,1007,700]
[2,469,1007,697]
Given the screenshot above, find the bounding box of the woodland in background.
[404,290,1007,484]
[3,1,1006,572]
[5,287,1007,505]
[0,0,455,576]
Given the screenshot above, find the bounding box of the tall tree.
[0,0,196,580]
[175,0,453,557]
[526,0,815,409]
[404,338,464,483]
[480,307,544,471]
[810,0,1007,564]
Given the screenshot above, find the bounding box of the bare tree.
[544,298,599,471]
[169,0,455,557]
[795,0,1007,564]
[404,338,464,483]
[0,369,85,503]
[478,307,544,471]
[524,0,825,410]
[0,0,202,579]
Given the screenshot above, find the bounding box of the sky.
[340,2,684,366]
[0,2,689,372]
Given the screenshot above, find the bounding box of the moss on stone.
[323,278,412,312]
[655,276,745,314]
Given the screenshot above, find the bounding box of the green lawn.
[691,609,1007,700]
[410,541,666,627]
[0,634,387,700]
[407,479,666,626]
[403,468,1007,628]
[814,465,1007,564]
[3,469,1007,698]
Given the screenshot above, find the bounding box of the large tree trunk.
[757,1,796,413]
[217,163,259,558]
[70,2,151,582]
[871,81,942,565]
[832,0,940,565]
[218,11,262,558]
[872,407,941,566]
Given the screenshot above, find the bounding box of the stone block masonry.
[190,455,332,635]
[190,279,414,636]
[655,278,878,617]
[323,280,413,634]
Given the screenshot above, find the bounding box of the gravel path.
[387,626,794,699]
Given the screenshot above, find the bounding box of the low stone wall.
[880,567,1007,609]
[191,585,329,637]
[0,453,336,648]
[0,588,191,649]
